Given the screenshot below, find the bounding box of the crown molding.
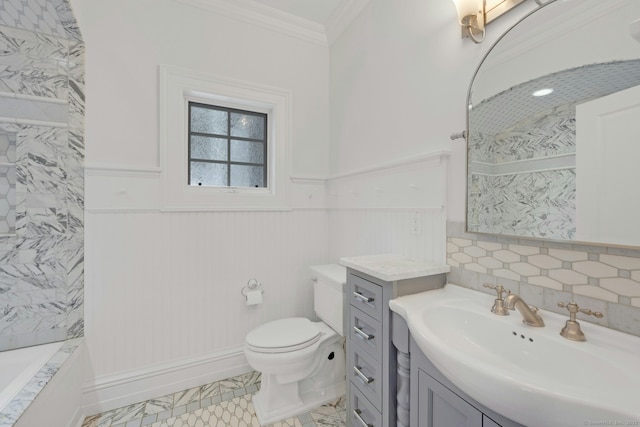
[325,0,371,45]
[174,0,328,46]
[174,0,370,47]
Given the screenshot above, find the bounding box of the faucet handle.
[557,302,604,320]
[557,302,604,342]
[483,283,510,299]
[483,283,510,316]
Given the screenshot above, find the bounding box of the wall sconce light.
[452,0,485,43]
[452,0,527,44]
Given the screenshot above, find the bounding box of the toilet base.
[252,380,345,425]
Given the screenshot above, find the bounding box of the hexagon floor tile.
[81,371,346,427]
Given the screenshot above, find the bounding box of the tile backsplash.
[447,221,640,337]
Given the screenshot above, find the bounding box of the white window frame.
[159,65,291,211]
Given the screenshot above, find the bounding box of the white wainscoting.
[82,150,448,412]
[327,151,449,264]
[328,207,446,263]
[83,208,329,412]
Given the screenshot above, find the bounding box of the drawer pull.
[354,409,374,427]
[354,365,374,384]
[353,291,374,303]
[353,325,374,341]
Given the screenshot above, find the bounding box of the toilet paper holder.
[241,278,264,297]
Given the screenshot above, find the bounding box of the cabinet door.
[418,370,482,427]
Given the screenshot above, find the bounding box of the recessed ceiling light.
[533,88,554,97]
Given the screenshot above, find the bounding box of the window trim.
[159,65,291,211]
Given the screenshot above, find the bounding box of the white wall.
[71,0,544,414]
[70,0,332,412]
[329,0,538,224]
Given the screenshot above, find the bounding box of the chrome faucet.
[504,293,545,327]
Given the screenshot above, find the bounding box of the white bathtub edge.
[4,338,85,427]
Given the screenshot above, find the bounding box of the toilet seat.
[246,318,321,354]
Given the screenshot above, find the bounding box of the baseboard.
[81,346,251,417]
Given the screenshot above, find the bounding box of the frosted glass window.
[190,161,228,187]
[190,106,227,135]
[231,113,265,139]
[190,136,227,161]
[188,102,267,188]
[230,165,265,188]
[231,139,264,164]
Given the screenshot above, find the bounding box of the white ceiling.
[250,0,345,25]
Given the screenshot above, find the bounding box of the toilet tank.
[310,264,347,335]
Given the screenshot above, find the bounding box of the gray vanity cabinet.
[391,313,524,427]
[346,268,446,427]
[418,370,482,427]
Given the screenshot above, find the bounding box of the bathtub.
[0,341,64,412]
[0,339,84,427]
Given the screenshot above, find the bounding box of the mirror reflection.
[467,0,640,247]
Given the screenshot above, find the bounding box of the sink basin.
[389,284,640,427]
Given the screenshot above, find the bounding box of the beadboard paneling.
[84,209,329,380]
[328,208,446,264]
[327,151,448,264]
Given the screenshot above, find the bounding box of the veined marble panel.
[54,0,82,42]
[493,105,575,163]
[0,0,84,352]
[468,100,577,240]
[472,169,575,240]
[0,25,68,100]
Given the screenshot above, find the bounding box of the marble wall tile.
[0,1,84,351]
[0,25,69,99]
[468,95,577,240]
[448,221,640,337]
[0,0,68,39]
[53,0,82,42]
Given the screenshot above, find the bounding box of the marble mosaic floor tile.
[82,372,345,427]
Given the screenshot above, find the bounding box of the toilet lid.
[246,318,321,354]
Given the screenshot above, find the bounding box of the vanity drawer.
[348,342,382,408]
[350,274,383,320]
[349,307,383,359]
[350,384,382,427]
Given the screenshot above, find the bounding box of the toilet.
[244,264,347,425]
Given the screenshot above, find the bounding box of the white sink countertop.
[389,283,640,427]
[339,254,449,282]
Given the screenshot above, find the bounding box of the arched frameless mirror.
[466,0,640,247]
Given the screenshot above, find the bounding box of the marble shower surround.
[0,0,84,351]
[468,104,576,241]
[447,221,640,337]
